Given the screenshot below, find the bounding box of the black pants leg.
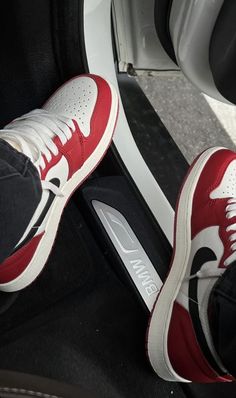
[0,139,42,263]
[209,262,236,377]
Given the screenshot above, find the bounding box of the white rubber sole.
[147,146,224,382]
[0,82,118,292]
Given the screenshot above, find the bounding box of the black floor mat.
[0,0,85,128]
[0,195,186,398]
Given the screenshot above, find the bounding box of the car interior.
[0,1,235,397]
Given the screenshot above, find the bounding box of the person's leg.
[0,74,118,293]
[0,139,41,263]
[209,262,236,377]
[147,147,236,383]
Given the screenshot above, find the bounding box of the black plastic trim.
[210,1,236,104]
[79,176,172,311]
[154,0,178,65]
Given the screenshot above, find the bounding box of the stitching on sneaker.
[0,386,62,398]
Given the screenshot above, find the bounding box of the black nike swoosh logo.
[191,247,217,276]
[14,178,60,252]
[188,247,224,374]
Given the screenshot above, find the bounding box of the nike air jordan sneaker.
[147,147,236,383]
[0,74,119,292]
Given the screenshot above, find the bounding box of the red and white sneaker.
[147,147,236,383]
[0,74,118,292]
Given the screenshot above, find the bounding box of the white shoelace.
[188,267,224,281]
[189,198,236,281]
[223,198,236,265]
[0,109,75,196]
